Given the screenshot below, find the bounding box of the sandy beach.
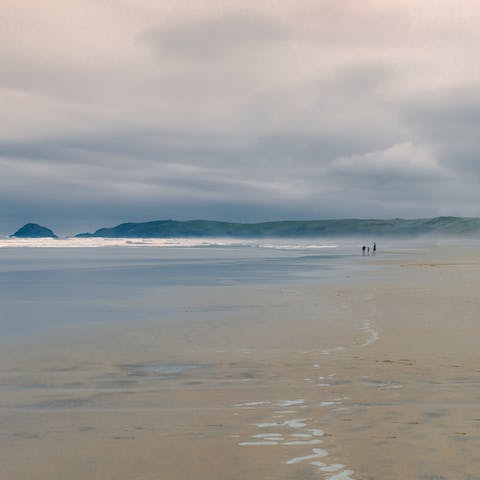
[2,245,480,480]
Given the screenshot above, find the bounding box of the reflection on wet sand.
[2,247,480,479]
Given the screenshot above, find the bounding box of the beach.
[1,243,480,479]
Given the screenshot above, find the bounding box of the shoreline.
[1,246,480,478]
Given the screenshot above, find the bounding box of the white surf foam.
[273,399,304,407]
[0,237,340,250]
[326,470,355,480]
[239,441,278,446]
[286,448,328,464]
[284,419,307,428]
[256,418,307,429]
[282,439,323,446]
[319,464,345,472]
[318,401,341,407]
[234,401,271,408]
[360,320,379,347]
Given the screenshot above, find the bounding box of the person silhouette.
[362,245,366,256]
[373,242,376,255]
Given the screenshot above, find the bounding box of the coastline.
[1,246,480,479]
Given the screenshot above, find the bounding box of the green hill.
[75,217,480,238]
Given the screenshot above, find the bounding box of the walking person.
[373,242,376,255]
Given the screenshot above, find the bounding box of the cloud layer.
[2,0,480,234]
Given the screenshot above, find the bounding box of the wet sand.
[2,246,480,479]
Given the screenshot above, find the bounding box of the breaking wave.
[0,237,340,250]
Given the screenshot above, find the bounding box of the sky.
[2,0,480,235]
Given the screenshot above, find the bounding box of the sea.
[0,237,391,344]
[2,234,467,346]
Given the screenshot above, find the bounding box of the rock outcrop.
[11,223,58,238]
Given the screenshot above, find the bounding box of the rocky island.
[11,223,58,238]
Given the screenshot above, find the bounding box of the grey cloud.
[326,62,397,99]
[3,1,480,234]
[328,142,446,183]
[402,85,480,180]
[141,11,287,60]
[0,55,97,103]
[405,86,480,134]
[291,0,412,47]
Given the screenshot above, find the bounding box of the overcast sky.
[2,0,480,234]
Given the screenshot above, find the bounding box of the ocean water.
[0,236,406,344]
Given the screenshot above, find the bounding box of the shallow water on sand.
[0,241,368,342]
[2,239,480,479]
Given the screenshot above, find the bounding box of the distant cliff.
[11,223,58,238]
[74,217,480,238]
